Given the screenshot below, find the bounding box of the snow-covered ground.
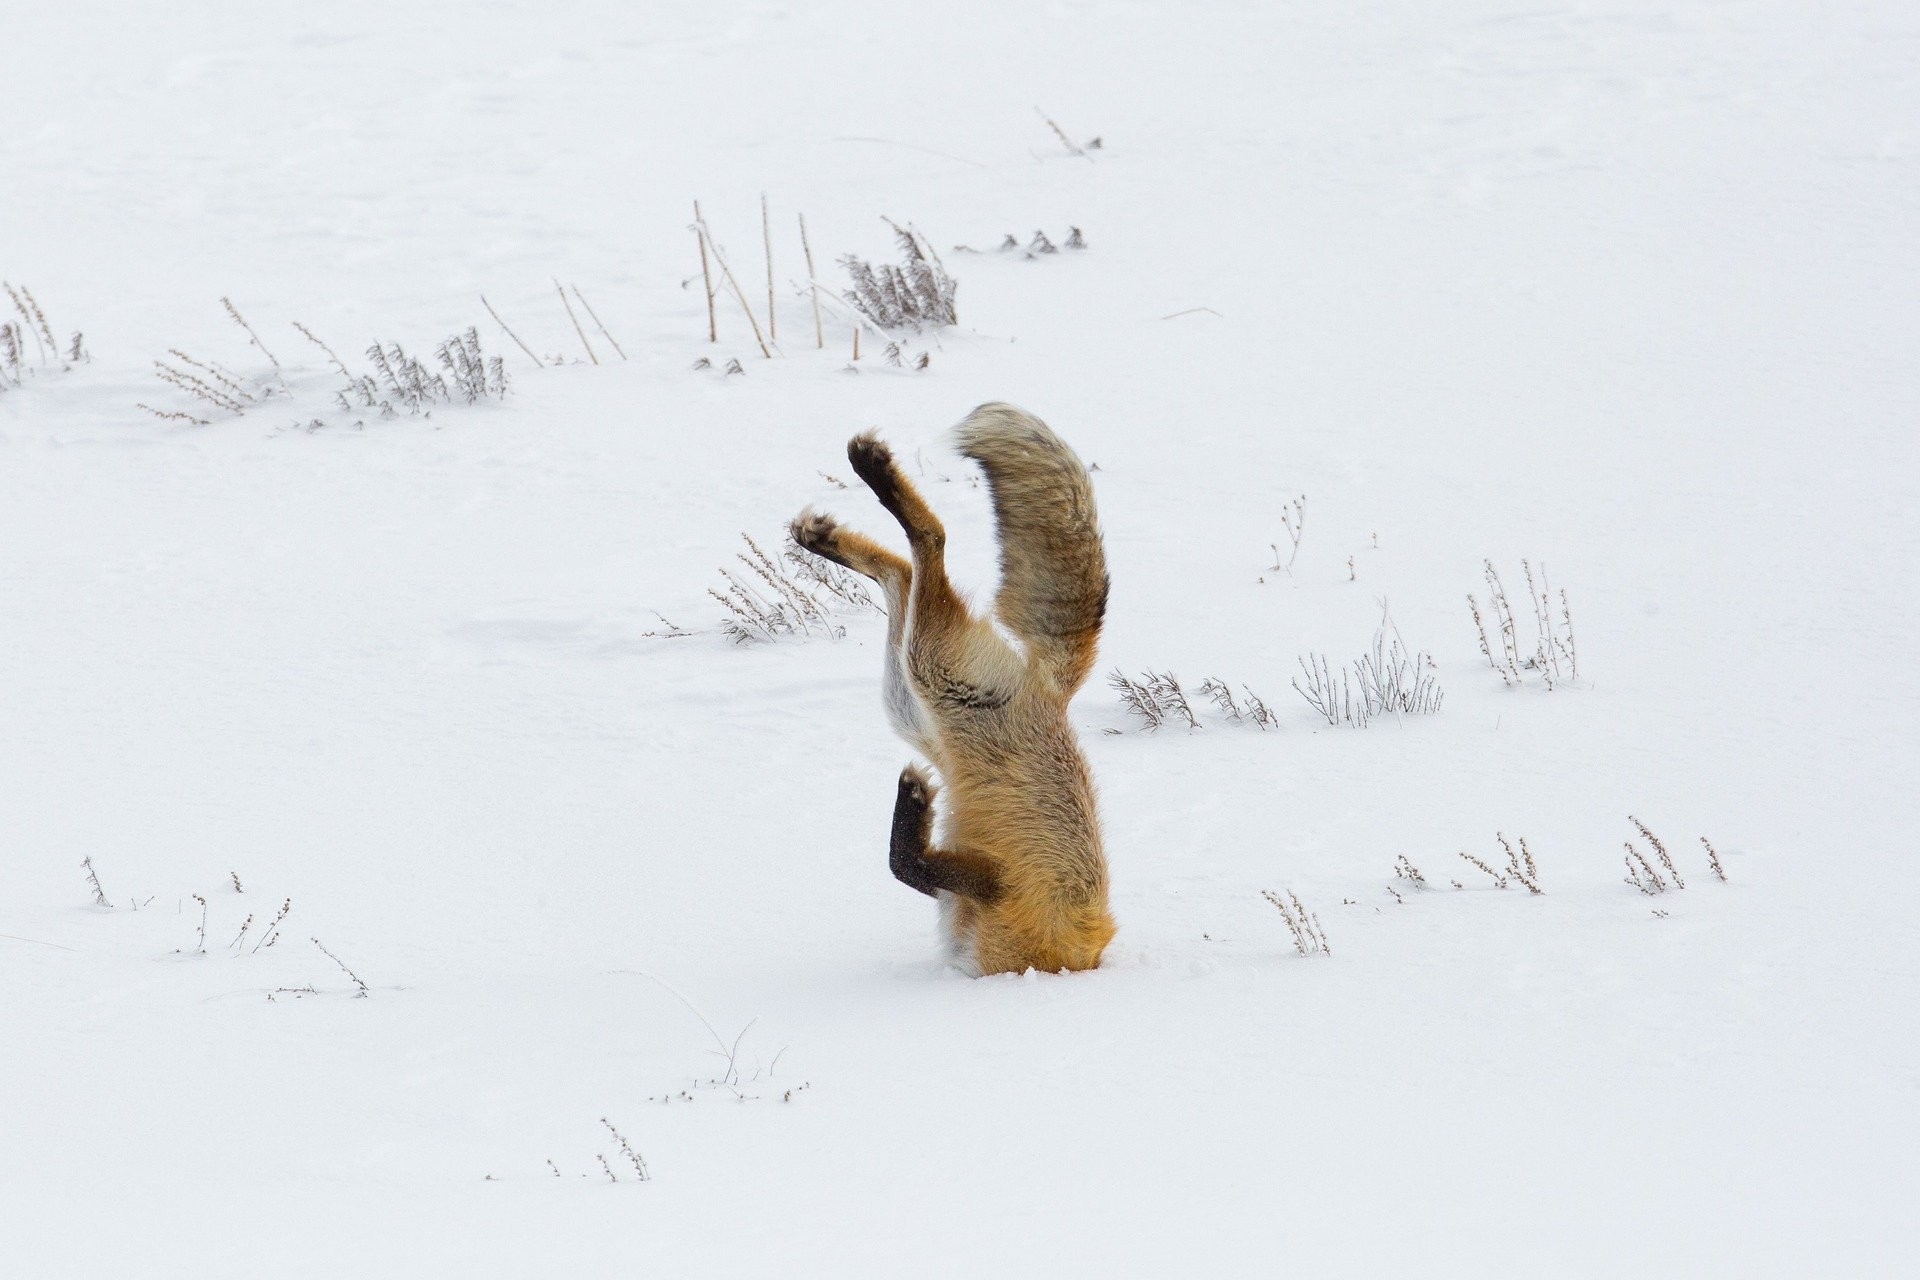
[4,1,1916,1274]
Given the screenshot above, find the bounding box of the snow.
[3,0,1916,1274]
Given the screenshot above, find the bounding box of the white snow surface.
[3,1,1917,1274]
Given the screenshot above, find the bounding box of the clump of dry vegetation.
[2,281,86,392]
[840,220,957,332]
[1262,889,1332,957]
[601,1118,650,1182]
[1455,833,1543,893]
[1270,493,1307,574]
[711,533,879,643]
[1293,609,1443,728]
[953,227,1089,258]
[1197,677,1281,730]
[1469,558,1578,688]
[1109,670,1198,729]
[1623,816,1728,893]
[139,298,508,426]
[1111,670,1279,731]
[328,329,509,415]
[685,198,942,373]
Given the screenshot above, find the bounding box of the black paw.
[847,431,901,504]
[897,763,936,812]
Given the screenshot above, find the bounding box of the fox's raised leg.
[846,433,1019,713]
[889,766,1001,903]
[790,507,933,752]
[790,508,912,618]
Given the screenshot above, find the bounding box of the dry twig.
[694,209,772,358]
[481,295,544,369]
[555,278,598,364]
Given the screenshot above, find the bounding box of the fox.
[790,402,1115,976]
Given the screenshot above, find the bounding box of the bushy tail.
[953,403,1108,695]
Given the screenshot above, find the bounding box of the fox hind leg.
[790,506,933,751]
[846,433,1018,715]
[790,508,909,600]
[845,432,943,548]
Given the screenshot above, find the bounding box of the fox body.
[792,403,1115,976]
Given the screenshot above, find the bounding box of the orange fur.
[791,403,1114,975]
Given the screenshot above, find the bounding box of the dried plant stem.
[1261,890,1331,956]
[570,286,626,360]
[1701,836,1728,883]
[136,403,209,426]
[805,279,897,347]
[80,856,112,908]
[1624,842,1668,895]
[1239,685,1279,729]
[154,360,246,414]
[1198,677,1241,723]
[1273,494,1306,573]
[798,213,824,349]
[762,192,776,344]
[1036,107,1094,161]
[555,278,598,365]
[7,302,47,367]
[1630,817,1684,889]
[694,201,718,343]
[292,322,353,381]
[169,349,255,402]
[1560,589,1580,680]
[694,214,772,358]
[1468,594,1511,683]
[220,297,280,369]
[22,287,57,360]
[1498,832,1542,894]
[311,936,370,997]
[5,282,57,363]
[481,295,544,369]
[601,1118,651,1182]
[252,898,292,953]
[1459,850,1506,889]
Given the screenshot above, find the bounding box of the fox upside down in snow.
[791,403,1114,975]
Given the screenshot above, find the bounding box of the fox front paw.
[897,763,937,813]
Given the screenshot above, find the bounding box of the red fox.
[791,403,1115,975]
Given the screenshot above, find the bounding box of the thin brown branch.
[555,278,598,364]
[1035,107,1095,162]
[799,213,823,349]
[481,295,544,369]
[695,213,772,358]
[220,297,281,369]
[762,192,776,345]
[694,200,717,343]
